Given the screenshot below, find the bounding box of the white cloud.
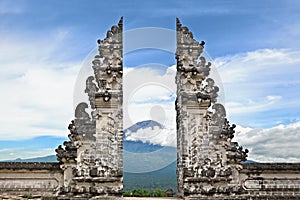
[234,121,300,162]
[126,126,176,147]
[0,29,73,75]
[0,31,81,140]
[226,95,282,115]
[0,66,79,139]
[128,84,173,103]
[123,66,177,147]
[214,49,300,163]
[124,66,177,129]
[216,49,300,84]
[215,48,300,127]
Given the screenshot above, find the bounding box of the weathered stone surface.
[175,18,300,200]
[0,162,63,196]
[242,163,300,171]
[56,17,123,199]
[240,163,300,198]
[0,162,61,170]
[176,18,248,199]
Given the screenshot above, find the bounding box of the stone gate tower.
[56,18,123,199]
[175,18,248,199]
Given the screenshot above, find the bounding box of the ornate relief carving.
[85,76,98,109]
[75,102,90,120]
[56,18,123,198]
[176,18,248,198]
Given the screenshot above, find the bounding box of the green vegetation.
[123,161,177,192]
[22,193,33,199]
[123,189,168,197]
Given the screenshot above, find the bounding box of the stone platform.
[0,195,180,200]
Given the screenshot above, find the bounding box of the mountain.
[123,120,176,190]
[124,140,163,153]
[124,161,177,192]
[7,155,58,162]
[124,120,163,133]
[123,120,177,191]
[123,120,165,153]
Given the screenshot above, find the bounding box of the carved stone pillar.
[175,18,248,199]
[90,16,123,198]
[56,18,123,199]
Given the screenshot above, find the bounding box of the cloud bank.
[235,121,300,162]
[126,125,176,147]
[0,30,80,140]
[123,65,177,130]
[216,49,300,128]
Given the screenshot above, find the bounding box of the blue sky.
[0,0,300,161]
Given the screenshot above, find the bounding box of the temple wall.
[1,162,300,199]
[0,162,63,196]
[185,163,300,199]
[240,163,300,198]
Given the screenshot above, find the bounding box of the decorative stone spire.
[92,17,123,105]
[176,18,248,199]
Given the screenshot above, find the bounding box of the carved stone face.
[204,158,211,165]
[206,78,214,86]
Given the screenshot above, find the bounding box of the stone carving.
[75,102,90,120]
[92,18,123,92]
[176,18,248,199]
[55,119,79,163]
[210,103,226,127]
[201,78,219,103]
[55,142,77,163]
[56,17,123,199]
[97,90,112,102]
[85,76,98,109]
[197,56,211,77]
